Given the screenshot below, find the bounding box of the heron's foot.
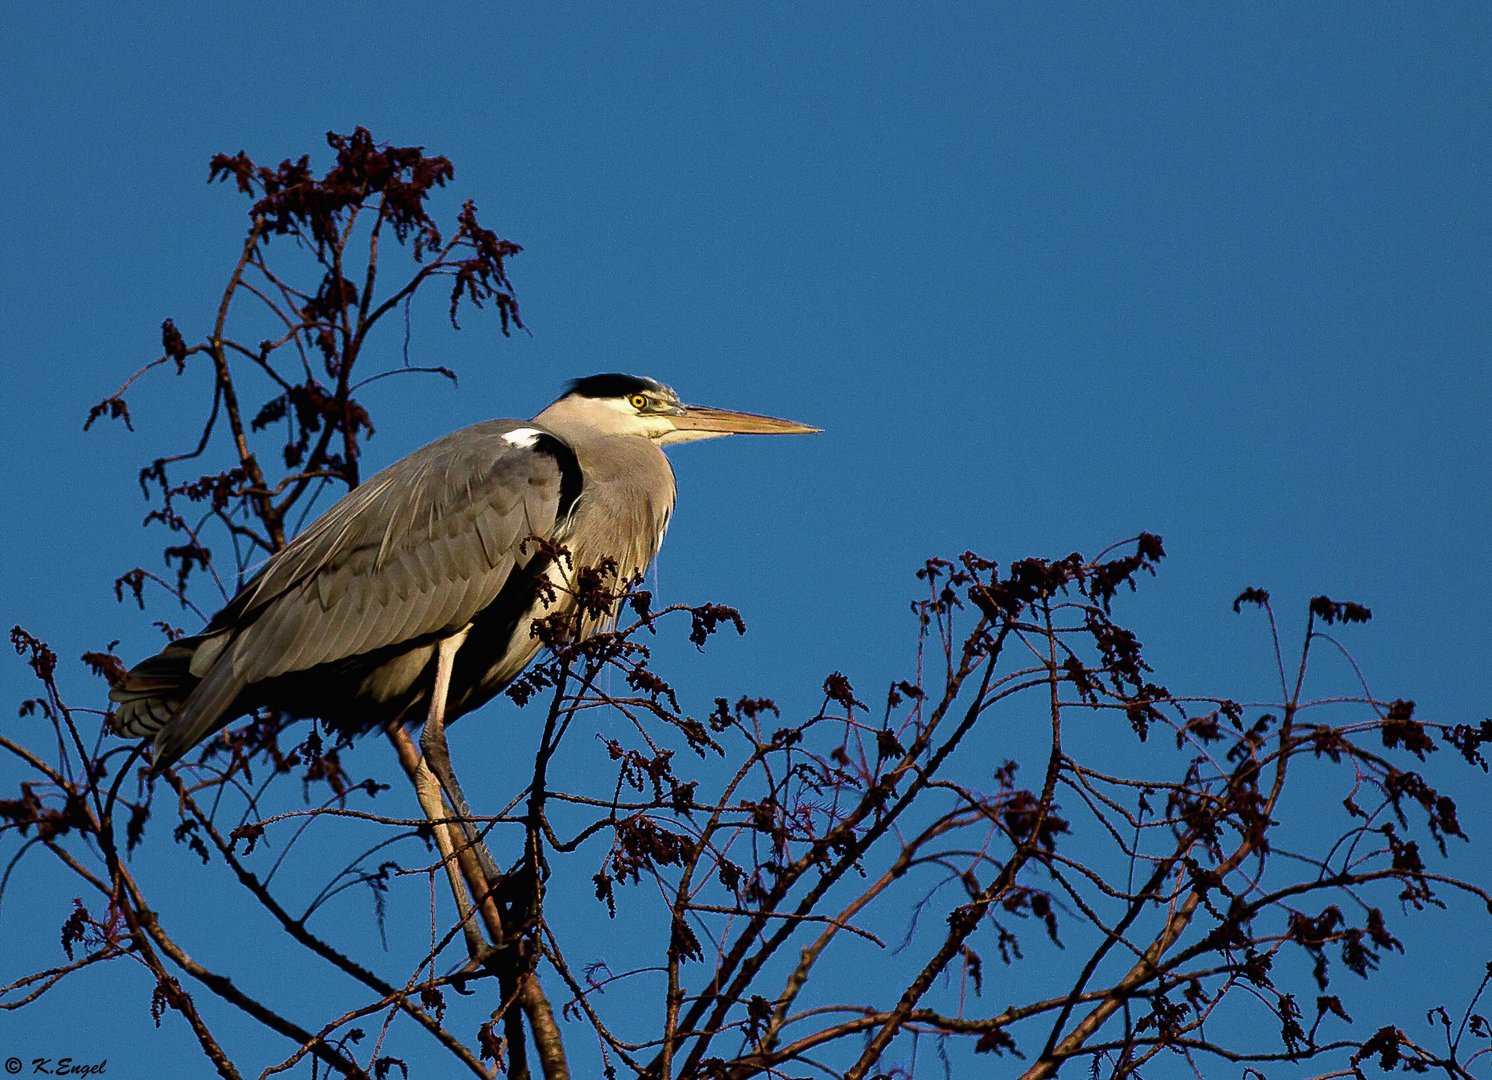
[453,938,526,979]
[470,941,504,970]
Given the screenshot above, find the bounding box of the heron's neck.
[532,417,677,579]
[530,405,675,496]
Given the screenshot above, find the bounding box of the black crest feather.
[564,373,669,400]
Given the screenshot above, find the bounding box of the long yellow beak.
[670,404,821,435]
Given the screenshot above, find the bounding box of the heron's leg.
[419,628,502,883]
[410,750,488,959]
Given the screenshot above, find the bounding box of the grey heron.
[110,374,818,780]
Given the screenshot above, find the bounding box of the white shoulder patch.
[502,427,543,448]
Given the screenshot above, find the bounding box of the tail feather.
[109,639,202,738]
[110,635,248,771]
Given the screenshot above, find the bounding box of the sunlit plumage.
[111,374,818,770]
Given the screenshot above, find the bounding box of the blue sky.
[3,4,1490,1076]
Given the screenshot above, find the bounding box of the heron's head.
[543,374,820,445]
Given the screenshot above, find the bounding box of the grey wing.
[154,421,577,764]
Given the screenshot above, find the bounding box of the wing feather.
[127,420,584,772]
[220,421,573,684]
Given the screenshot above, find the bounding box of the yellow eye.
[629,394,650,410]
